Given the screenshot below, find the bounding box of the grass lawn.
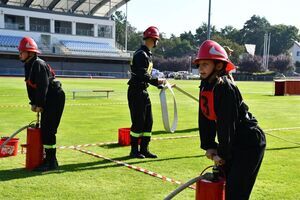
[0,77,299,199]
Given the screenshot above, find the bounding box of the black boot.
[47,148,59,171]
[140,137,157,158]
[129,136,145,159]
[33,148,58,172]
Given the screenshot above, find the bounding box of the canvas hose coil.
[159,81,178,133]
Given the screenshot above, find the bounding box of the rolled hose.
[164,175,203,200]
[159,81,178,133]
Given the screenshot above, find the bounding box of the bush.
[238,54,264,73]
[269,54,292,73]
[153,56,192,72]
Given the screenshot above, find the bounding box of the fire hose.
[0,113,39,149]
[164,165,222,200]
[159,81,178,133]
[160,81,199,133]
[164,175,203,200]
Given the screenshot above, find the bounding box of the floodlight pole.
[207,0,211,39]
[125,2,128,52]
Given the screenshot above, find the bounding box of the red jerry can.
[195,166,225,200]
[118,128,141,146]
[22,127,44,170]
[118,128,131,146]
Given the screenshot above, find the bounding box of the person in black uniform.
[18,37,65,171]
[127,26,165,159]
[194,40,266,200]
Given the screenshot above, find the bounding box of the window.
[98,25,113,38]
[4,14,25,30]
[297,51,300,57]
[30,17,50,33]
[55,20,72,34]
[76,23,94,36]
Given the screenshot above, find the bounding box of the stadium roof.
[0,0,129,17]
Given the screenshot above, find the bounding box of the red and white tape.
[57,135,198,150]
[58,141,118,149]
[75,147,196,190]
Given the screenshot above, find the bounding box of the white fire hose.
[159,81,178,133]
[159,81,199,133]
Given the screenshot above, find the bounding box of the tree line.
[113,11,300,73]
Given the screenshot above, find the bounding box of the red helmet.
[143,26,160,40]
[18,37,41,54]
[194,40,235,73]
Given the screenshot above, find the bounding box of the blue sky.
[118,0,300,37]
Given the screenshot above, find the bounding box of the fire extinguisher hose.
[0,125,30,149]
[0,113,40,149]
[164,175,203,200]
[164,165,215,200]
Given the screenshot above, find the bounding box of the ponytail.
[214,60,235,84]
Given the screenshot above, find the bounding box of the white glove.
[158,78,166,85]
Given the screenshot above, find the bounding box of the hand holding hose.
[205,149,217,160]
[212,155,225,166]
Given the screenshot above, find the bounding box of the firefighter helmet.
[143,26,160,40]
[18,37,41,54]
[194,40,235,72]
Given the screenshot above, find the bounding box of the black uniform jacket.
[199,76,266,161]
[24,56,59,108]
[128,45,159,88]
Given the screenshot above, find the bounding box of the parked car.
[152,68,165,78]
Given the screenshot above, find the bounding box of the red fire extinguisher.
[164,165,225,200]
[21,113,44,170]
[195,165,226,200]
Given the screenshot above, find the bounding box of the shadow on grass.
[101,143,122,149]
[152,127,198,135]
[266,146,300,151]
[0,154,204,182]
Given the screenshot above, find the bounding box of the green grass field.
[0,77,299,200]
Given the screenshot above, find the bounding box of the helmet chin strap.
[153,39,158,48]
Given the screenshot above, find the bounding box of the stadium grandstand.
[0,0,131,78]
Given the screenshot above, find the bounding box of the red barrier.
[275,79,300,95]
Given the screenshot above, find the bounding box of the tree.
[112,11,141,51]
[195,23,218,46]
[180,31,197,47]
[211,35,245,64]
[240,15,271,55]
[220,26,243,44]
[112,11,126,47]
[269,25,300,55]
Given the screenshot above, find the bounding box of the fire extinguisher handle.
[200,165,226,177]
[36,112,40,128]
[200,165,215,176]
